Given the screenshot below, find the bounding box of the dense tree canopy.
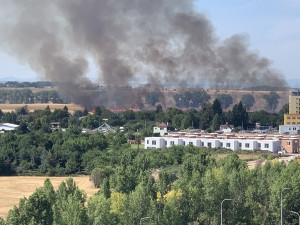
[2,150,300,225]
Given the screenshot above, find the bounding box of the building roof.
[156,122,168,127]
[0,123,19,131]
[93,123,116,134]
[160,131,300,141]
[220,123,234,129]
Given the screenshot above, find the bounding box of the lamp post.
[281,188,291,225]
[140,217,151,225]
[221,199,232,225]
[291,211,300,225]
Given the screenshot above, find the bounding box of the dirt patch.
[0,176,98,219]
[247,155,296,169]
[214,153,262,161]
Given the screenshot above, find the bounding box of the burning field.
[0,104,84,113]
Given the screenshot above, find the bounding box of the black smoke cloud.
[0,0,287,107]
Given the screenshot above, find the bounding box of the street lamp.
[221,199,232,225]
[140,216,151,225]
[291,211,300,225]
[281,188,291,225]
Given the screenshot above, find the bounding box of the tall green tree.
[231,101,249,128]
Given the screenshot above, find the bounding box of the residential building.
[144,131,300,153]
[281,138,299,153]
[289,90,300,114]
[220,123,234,133]
[279,125,300,134]
[284,90,300,125]
[284,114,300,125]
[153,122,168,136]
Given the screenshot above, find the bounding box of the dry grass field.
[0,103,84,113]
[0,176,98,219]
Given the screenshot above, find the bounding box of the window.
[152,140,156,145]
[208,142,211,147]
[293,117,296,119]
[287,122,291,125]
[226,143,230,147]
[292,122,296,125]
[258,143,261,148]
[189,142,193,145]
[183,141,185,146]
[287,117,291,119]
[264,144,269,148]
[220,142,223,147]
[293,127,297,130]
[170,141,174,146]
[201,142,204,146]
[245,143,250,148]
[147,140,149,144]
[165,141,167,145]
[160,127,164,130]
[287,141,291,145]
[239,143,242,147]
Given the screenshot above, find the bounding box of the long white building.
[145,132,284,153]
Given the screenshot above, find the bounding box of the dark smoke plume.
[0,0,288,108]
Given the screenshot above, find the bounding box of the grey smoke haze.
[0,0,287,107]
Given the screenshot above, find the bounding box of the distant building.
[279,125,300,134]
[92,123,116,134]
[220,123,234,133]
[281,138,299,154]
[289,90,300,114]
[50,122,60,129]
[284,114,300,125]
[0,123,19,133]
[284,90,300,125]
[153,122,168,136]
[144,131,300,153]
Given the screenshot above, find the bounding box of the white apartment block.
[279,125,300,135]
[144,132,283,153]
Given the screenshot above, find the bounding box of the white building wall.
[180,138,201,147]
[279,125,300,134]
[153,127,168,136]
[201,139,219,148]
[220,140,238,150]
[145,137,165,149]
[144,136,280,153]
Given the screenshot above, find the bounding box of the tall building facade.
[284,90,300,125]
[289,90,300,114]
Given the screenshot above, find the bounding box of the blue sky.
[0,0,299,82]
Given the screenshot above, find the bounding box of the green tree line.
[0,100,287,176]
[1,150,300,224]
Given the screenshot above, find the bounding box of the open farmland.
[0,176,98,219]
[0,103,84,113]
